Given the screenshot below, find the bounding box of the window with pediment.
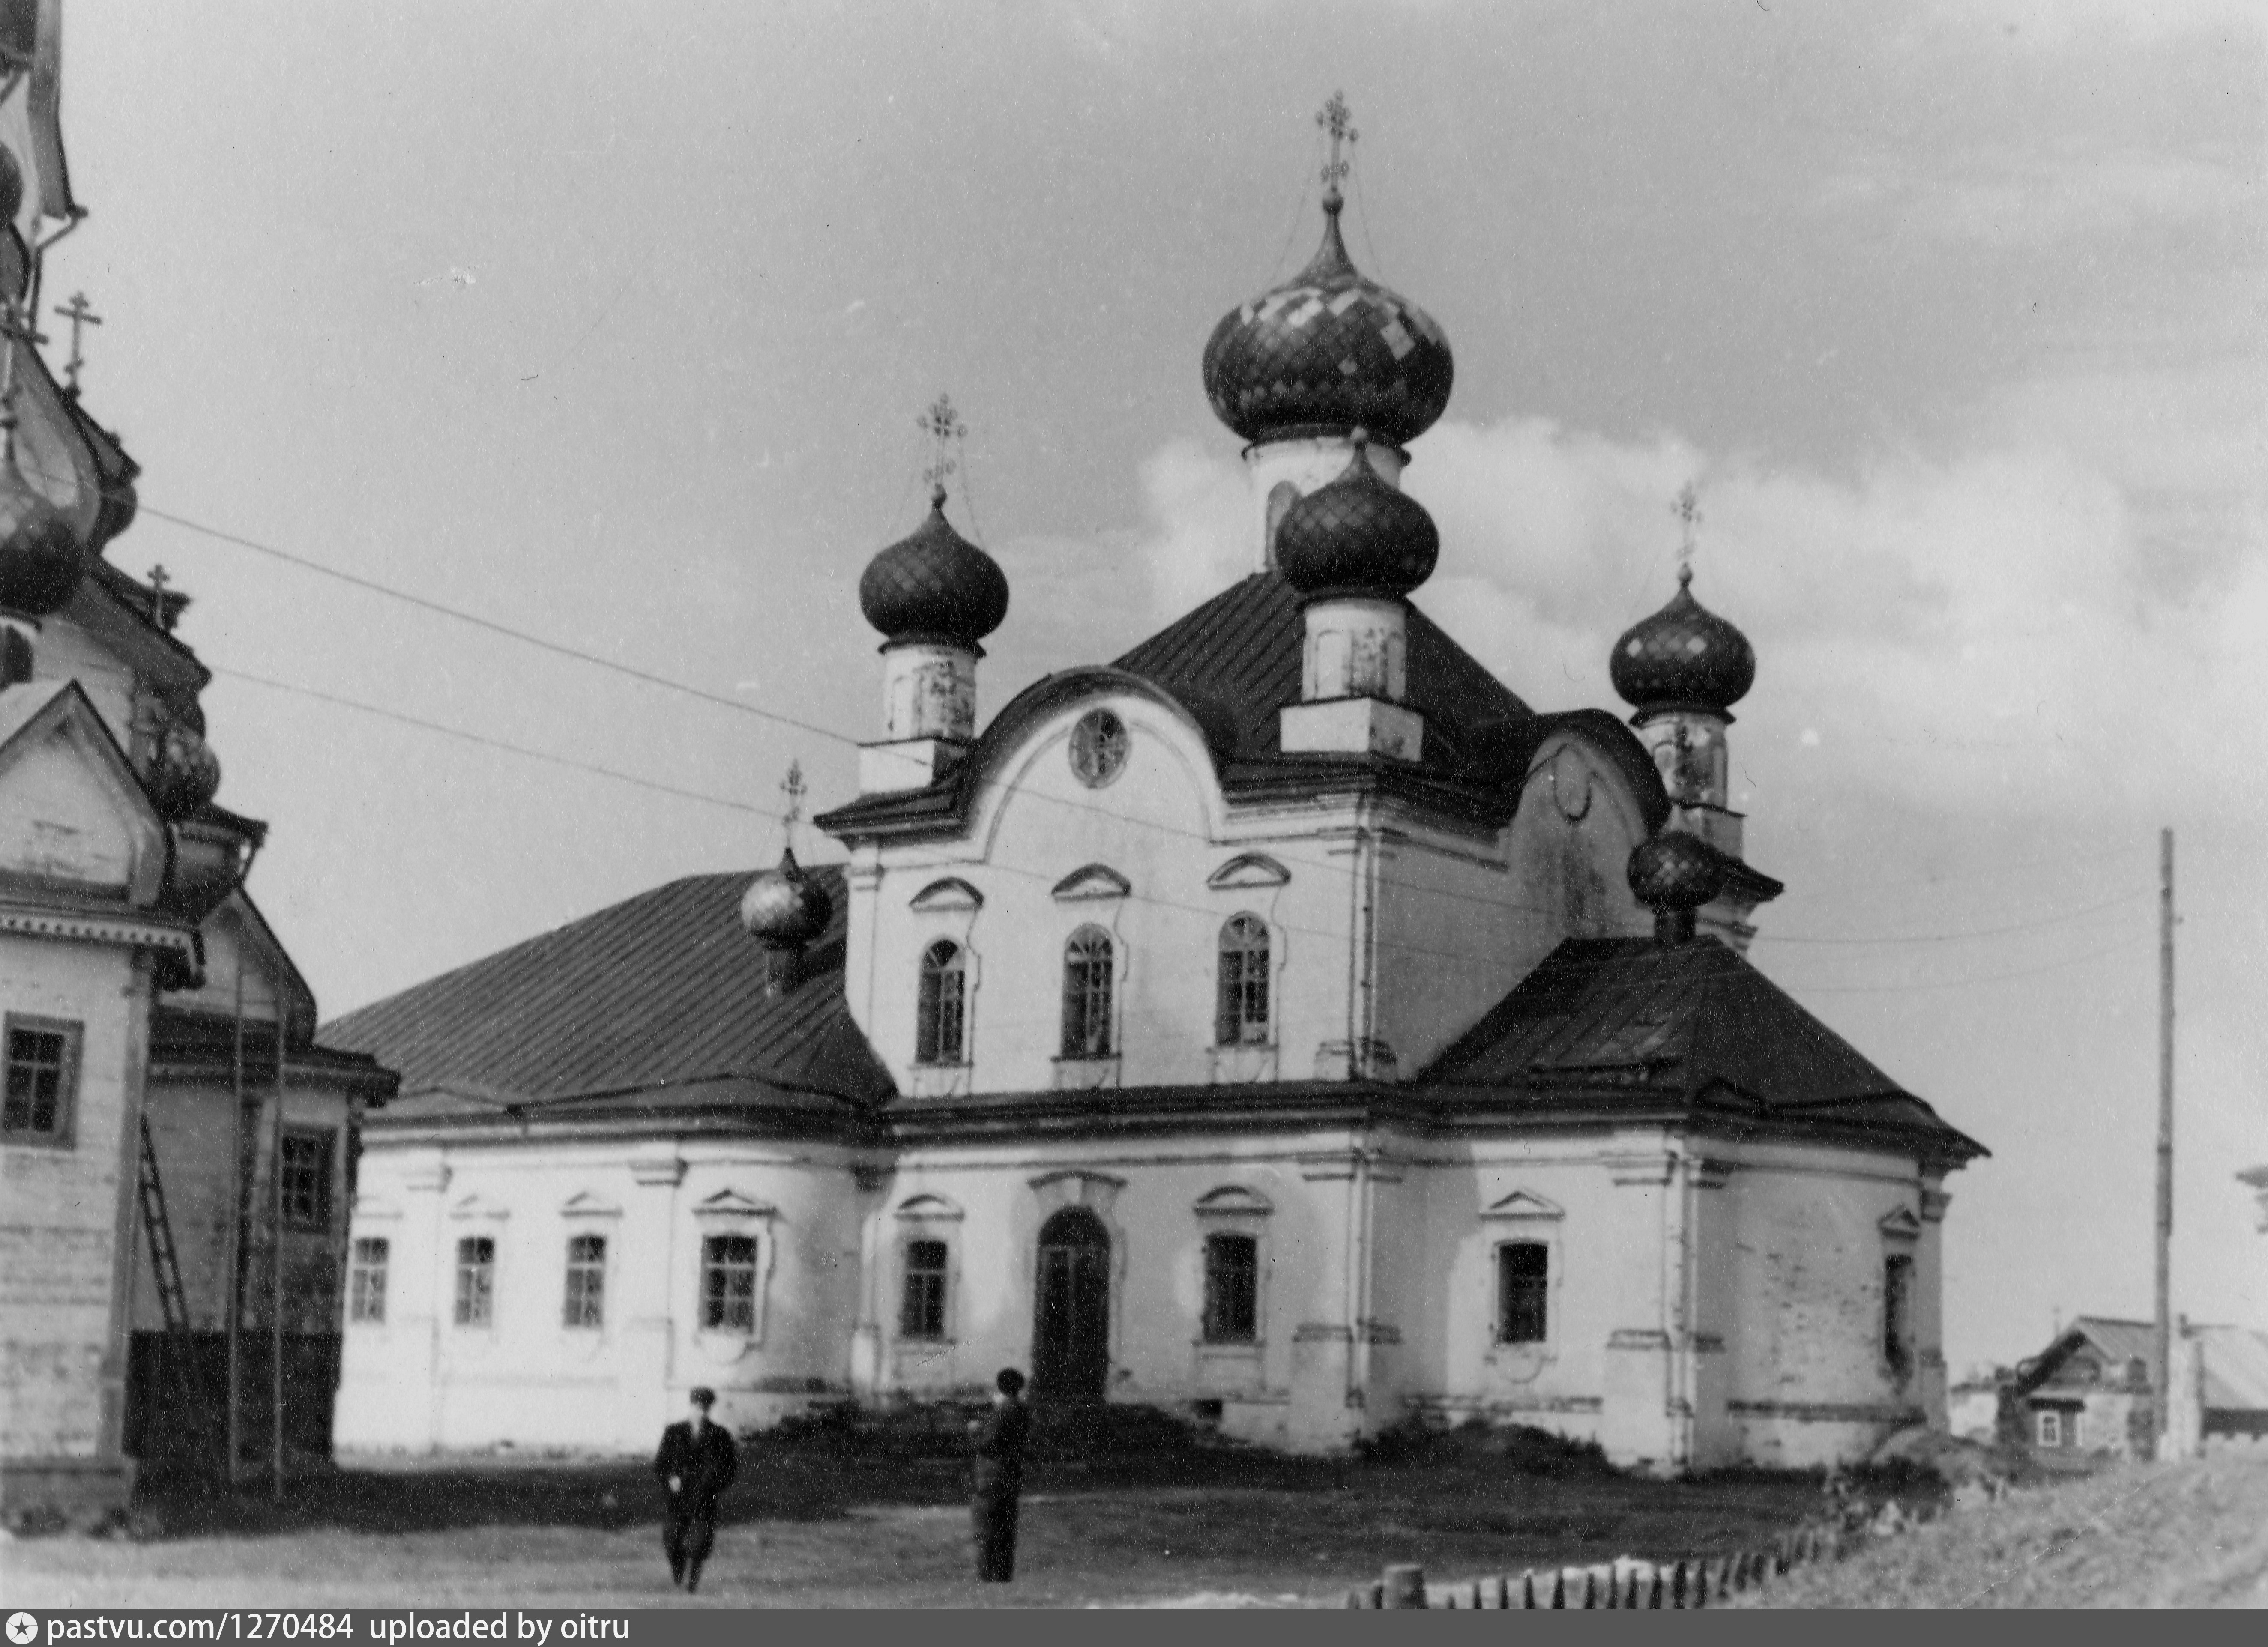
[1061,926,1115,1058]
[916,939,967,1064]
[1215,915,1271,1046]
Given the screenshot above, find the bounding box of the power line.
[215,667,782,822]
[1755,889,2154,946]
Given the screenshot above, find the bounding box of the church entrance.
[1032,1207,1110,1405]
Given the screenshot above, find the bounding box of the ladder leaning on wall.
[137,1112,192,1332]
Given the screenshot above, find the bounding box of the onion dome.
[1274,432,1439,601]
[738,846,832,952]
[1202,195,1453,449]
[858,486,1010,649]
[1628,829,1724,914]
[1610,565,1755,715]
[146,723,222,821]
[0,454,84,619]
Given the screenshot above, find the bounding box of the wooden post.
[269,1042,287,1498]
[2155,827,2175,1458]
[223,949,246,1487]
[1382,1563,1427,1608]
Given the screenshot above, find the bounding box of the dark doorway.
[1032,1207,1111,1405]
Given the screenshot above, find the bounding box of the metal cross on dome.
[780,760,806,833]
[1317,91,1358,200]
[54,291,100,395]
[918,393,963,497]
[1674,481,1702,586]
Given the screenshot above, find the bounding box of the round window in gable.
[1069,708,1130,789]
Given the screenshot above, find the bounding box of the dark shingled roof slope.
[322,866,893,1120]
[1427,936,1984,1160]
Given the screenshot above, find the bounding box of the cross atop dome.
[1317,91,1358,209]
[917,393,963,501]
[1674,481,1702,587]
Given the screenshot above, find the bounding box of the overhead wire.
[58,454,2153,968]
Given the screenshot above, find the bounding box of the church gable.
[0,680,166,903]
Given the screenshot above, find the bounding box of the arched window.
[1061,927,1114,1058]
[1215,915,1271,1046]
[916,940,966,1064]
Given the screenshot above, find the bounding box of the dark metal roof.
[323,865,895,1124]
[819,571,1669,840]
[1426,935,1984,1162]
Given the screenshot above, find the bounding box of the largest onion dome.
[0,449,84,620]
[739,846,832,952]
[1274,432,1439,601]
[1202,194,1454,449]
[1609,566,1756,715]
[858,485,1010,649]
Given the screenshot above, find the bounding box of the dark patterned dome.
[739,846,832,951]
[146,723,222,821]
[1628,829,1723,913]
[0,454,84,619]
[858,486,1010,648]
[1202,196,1453,449]
[1274,433,1439,601]
[1610,567,1755,714]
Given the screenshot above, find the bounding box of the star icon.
[8,1611,39,1644]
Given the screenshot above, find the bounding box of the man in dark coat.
[653,1386,738,1593]
[968,1366,1032,1583]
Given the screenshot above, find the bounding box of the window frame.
[1060,925,1116,1060]
[1494,1240,1550,1346]
[348,1235,389,1325]
[2035,1408,2062,1448]
[563,1232,607,1330]
[915,939,968,1066]
[1200,1232,1260,1345]
[2,1014,83,1148]
[700,1232,762,1336]
[453,1235,496,1328]
[1214,914,1272,1048]
[278,1127,336,1230]
[898,1236,951,1342]
[1882,1252,1916,1382]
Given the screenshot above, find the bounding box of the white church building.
[326,117,1984,1474]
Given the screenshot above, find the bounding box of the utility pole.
[2154,828,2175,1456]
[224,950,246,1487]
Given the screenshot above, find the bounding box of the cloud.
[1113,374,2267,830]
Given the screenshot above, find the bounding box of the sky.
[43,0,2266,1372]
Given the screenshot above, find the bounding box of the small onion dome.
[1627,828,1724,914]
[146,723,222,821]
[738,846,832,952]
[1610,565,1756,714]
[0,458,84,619]
[1202,196,1454,449]
[858,486,1010,649]
[1274,432,1439,601]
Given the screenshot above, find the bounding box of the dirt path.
[1727,1450,2268,1609]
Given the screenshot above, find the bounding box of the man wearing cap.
[968,1367,1032,1583]
[653,1386,738,1593]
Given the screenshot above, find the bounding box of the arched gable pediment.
[1193,1185,1274,1217]
[0,680,169,903]
[1208,853,1290,890]
[560,1190,622,1219]
[692,1189,779,1221]
[1051,863,1131,901]
[910,877,983,912]
[894,1192,964,1222]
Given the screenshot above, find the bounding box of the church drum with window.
[326,106,1982,1471]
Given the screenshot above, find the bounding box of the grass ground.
[1724,1449,2268,1610]
[4,1427,1838,1610]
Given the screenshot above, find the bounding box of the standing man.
[654,1386,738,1594]
[968,1366,1032,1583]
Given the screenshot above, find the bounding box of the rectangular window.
[899,1238,949,1340]
[2035,1409,2062,1448]
[1496,1242,1549,1344]
[701,1234,759,1333]
[1883,1253,1915,1378]
[2,1016,81,1144]
[563,1233,606,1328]
[1202,1233,1259,1344]
[348,1236,389,1324]
[454,1235,495,1327]
[278,1130,335,1229]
